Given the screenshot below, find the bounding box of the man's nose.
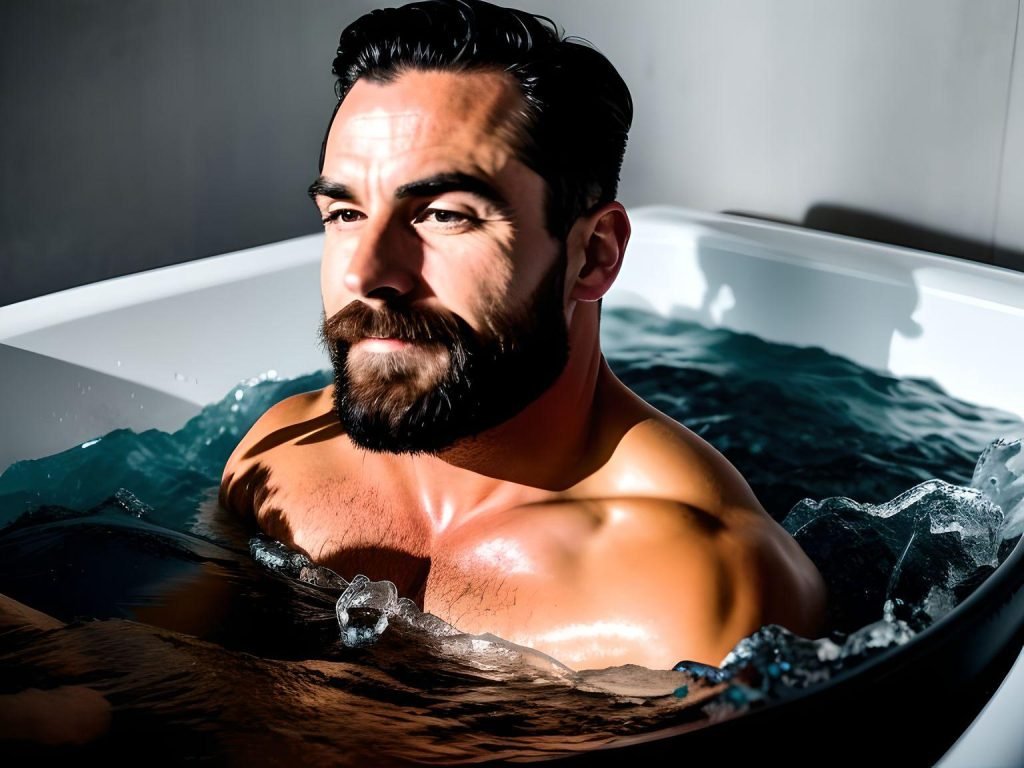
[341,219,419,301]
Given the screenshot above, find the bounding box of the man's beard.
[319,249,570,455]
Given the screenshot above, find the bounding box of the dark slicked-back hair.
[319,0,633,240]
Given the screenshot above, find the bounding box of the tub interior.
[1,206,1022,765]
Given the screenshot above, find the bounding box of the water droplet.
[725,685,748,705]
[234,389,244,401]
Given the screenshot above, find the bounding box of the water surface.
[1,308,1021,763]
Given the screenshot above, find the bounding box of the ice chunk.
[250,536,314,573]
[576,665,706,698]
[250,535,349,590]
[431,632,576,680]
[717,598,918,697]
[781,474,1002,633]
[336,575,399,648]
[297,565,349,590]
[395,597,461,637]
[922,483,1002,569]
[114,487,152,518]
[971,438,1024,539]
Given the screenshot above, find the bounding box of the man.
[220,0,826,671]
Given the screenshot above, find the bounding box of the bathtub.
[1,206,1022,765]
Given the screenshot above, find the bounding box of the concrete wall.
[2,0,1021,307]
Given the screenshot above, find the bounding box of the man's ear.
[567,202,630,302]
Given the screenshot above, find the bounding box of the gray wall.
[0,0,378,307]
[998,0,1024,265]
[2,0,1022,308]
[517,0,1024,271]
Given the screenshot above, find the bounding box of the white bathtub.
[1,206,1021,766]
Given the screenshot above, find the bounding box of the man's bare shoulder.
[575,492,825,666]
[586,396,758,513]
[581,395,828,645]
[219,386,335,513]
[433,494,821,668]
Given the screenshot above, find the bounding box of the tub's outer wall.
[1,206,1022,766]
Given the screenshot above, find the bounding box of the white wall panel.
[995,1,1024,268]
[519,0,1021,258]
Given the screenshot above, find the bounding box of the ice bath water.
[1,307,1021,764]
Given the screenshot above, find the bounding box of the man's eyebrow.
[307,172,513,216]
[307,176,356,202]
[395,173,511,214]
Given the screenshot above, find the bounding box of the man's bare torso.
[221,365,826,670]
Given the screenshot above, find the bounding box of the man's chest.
[247,459,436,598]
[247,457,594,614]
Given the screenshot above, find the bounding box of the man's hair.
[319,0,633,240]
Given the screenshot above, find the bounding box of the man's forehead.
[327,69,526,155]
[338,110,429,153]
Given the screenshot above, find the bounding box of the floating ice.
[336,575,400,648]
[113,487,152,518]
[245,438,1023,715]
[710,597,918,705]
[333,574,475,649]
[779,441,1021,633]
[249,536,349,590]
[971,438,1024,539]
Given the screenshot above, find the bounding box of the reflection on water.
[1,308,1022,762]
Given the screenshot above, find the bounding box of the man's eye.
[416,208,479,229]
[321,209,365,226]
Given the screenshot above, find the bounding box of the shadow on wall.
[659,203,1024,375]
[664,230,921,376]
[724,203,1024,273]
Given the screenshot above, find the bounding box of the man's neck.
[392,302,612,523]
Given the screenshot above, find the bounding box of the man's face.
[312,69,570,454]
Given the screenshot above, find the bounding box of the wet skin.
[220,69,827,670]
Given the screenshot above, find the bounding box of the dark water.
[1,308,1021,764]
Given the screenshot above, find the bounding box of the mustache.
[320,301,466,348]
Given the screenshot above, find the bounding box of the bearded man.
[220,0,826,670]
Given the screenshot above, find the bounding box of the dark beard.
[319,249,570,454]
